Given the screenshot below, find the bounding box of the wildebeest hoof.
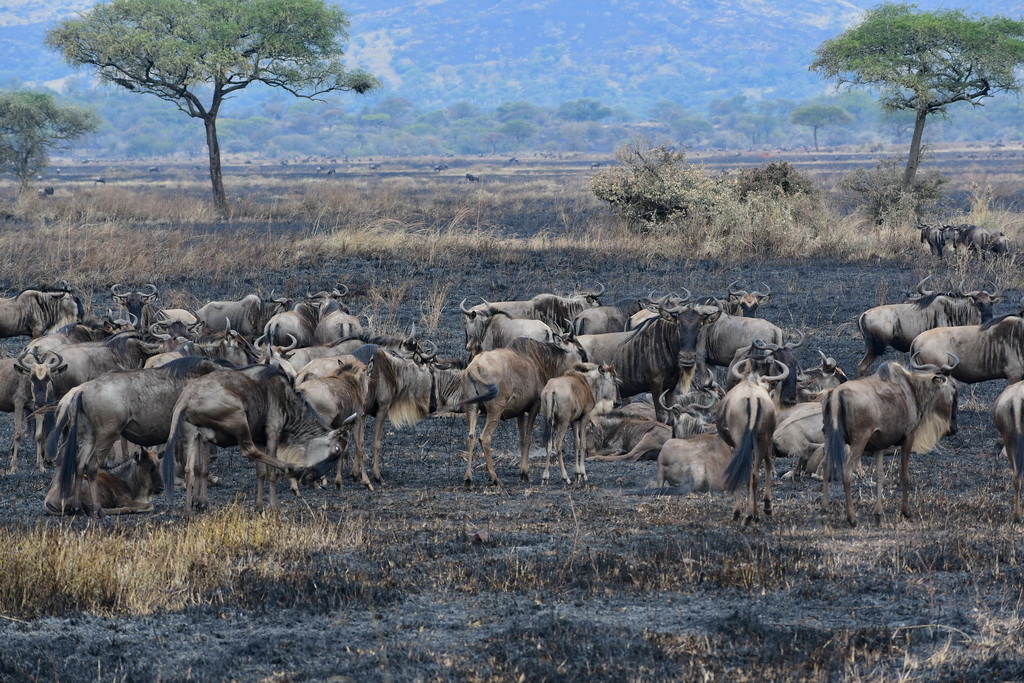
[848,517,858,528]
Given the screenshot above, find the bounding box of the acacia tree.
[0,91,98,191]
[790,103,852,151]
[47,0,378,213]
[811,3,1024,189]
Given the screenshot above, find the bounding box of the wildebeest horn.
[658,388,679,412]
[916,275,935,297]
[417,339,438,361]
[676,287,691,304]
[306,285,316,299]
[460,298,474,316]
[127,312,139,327]
[730,358,751,382]
[15,349,34,369]
[689,394,717,412]
[142,283,158,298]
[752,338,769,350]
[282,334,299,352]
[45,350,64,370]
[785,329,805,349]
[762,358,790,384]
[333,284,349,298]
[751,283,771,298]
[254,334,266,347]
[727,280,745,297]
[942,353,959,373]
[110,283,128,301]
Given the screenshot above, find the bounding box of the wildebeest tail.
[824,391,846,483]
[451,383,499,410]
[57,392,83,502]
[1012,401,1024,484]
[858,312,887,358]
[162,410,185,497]
[724,399,758,493]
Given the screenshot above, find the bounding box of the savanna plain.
[0,149,1023,681]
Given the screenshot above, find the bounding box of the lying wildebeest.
[144,327,257,369]
[47,357,234,516]
[539,363,618,484]
[771,401,824,476]
[0,283,83,339]
[654,432,734,492]
[162,365,350,514]
[822,356,959,527]
[571,297,644,335]
[44,449,163,516]
[909,303,1024,384]
[856,277,1001,376]
[993,381,1024,523]
[455,336,583,485]
[717,358,789,525]
[195,292,292,339]
[460,302,554,356]
[263,301,319,348]
[577,302,722,422]
[796,350,849,402]
[309,287,362,344]
[460,284,604,332]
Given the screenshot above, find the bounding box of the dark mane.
[160,356,233,378]
[981,312,1021,331]
[911,293,944,309]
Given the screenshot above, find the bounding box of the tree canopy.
[46,0,378,213]
[790,103,852,151]
[0,90,98,190]
[810,2,1024,188]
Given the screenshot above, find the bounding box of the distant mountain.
[3,0,1024,115]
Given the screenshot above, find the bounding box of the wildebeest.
[262,301,319,348]
[110,283,158,327]
[577,303,722,422]
[955,224,1006,256]
[918,224,955,257]
[654,432,734,492]
[44,449,163,516]
[0,357,34,472]
[909,307,1024,384]
[162,365,350,514]
[698,307,785,374]
[716,358,789,525]
[0,283,83,339]
[713,281,772,317]
[822,357,959,527]
[460,284,604,331]
[796,350,849,402]
[993,381,1024,523]
[572,297,644,335]
[539,363,618,484]
[309,287,362,344]
[856,278,1002,376]
[455,336,583,485]
[297,358,370,493]
[47,357,234,516]
[589,389,717,463]
[195,292,292,339]
[724,333,803,407]
[460,302,554,356]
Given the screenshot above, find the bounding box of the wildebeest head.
[957,281,1004,323]
[727,281,771,317]
[748,331,803,406]
[909,352,960,438]
[796,350,849,402]
[661,302,721,394]
[14,349,67,409]
[111,284,158,326]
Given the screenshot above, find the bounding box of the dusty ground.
[0,243,1022,679]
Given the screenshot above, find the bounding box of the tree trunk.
[203,115,227,215]
[812,126,819,152]
[901,108,928,191]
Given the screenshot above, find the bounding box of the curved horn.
[148,322,169,336]
[110,283,128,300]
[460,298,474,316]
[785,329,805,349]
[916,275,935,297]
[762,358,790,385]
[676,286,691,304]
[142,283,158,298]
[689,394,717,412]
[45,350,64,370]
[16,349,34,369]
[333,283,349,298]
[702,366,716,389]
[127,312,139,327]
[909,352,927,371]
[254,334,266,347]
[417,339,438,362]
[727,279,745,297]
[751,283,771,298]
[306,285,316,299]
[942,353,960,373]
[658,388,679,412]
[282,333,299,352]
[730,359,750,383]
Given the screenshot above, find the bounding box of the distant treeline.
[46,76,1024,160]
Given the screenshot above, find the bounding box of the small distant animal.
[37,187,54,197]
[465,173,480,182]
[369,163,381,170]
[148,166,159,173]
[434,163,449,172]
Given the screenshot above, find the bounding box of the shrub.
[735,161,815,200]
[589,137,721,230]
[840,157,947,225]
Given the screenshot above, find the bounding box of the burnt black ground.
[0,252,1022,681]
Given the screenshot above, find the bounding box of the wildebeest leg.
[346,414,367,489]
[844,440,869,528]
[760,434,773,517]
[519,406,539,483]
[183,429,202,515]
[370,409,387,487]
[83,464,105,518]
[479,410,503,486]
[544,415,570,484]
[465,404,479,485]
[898,441,913,520]
[873,450,886,525]
[255,462,268,509]
[197,435,212,512]
[8,405,26,474]
[334,433,350,490]
[572,419,587,484]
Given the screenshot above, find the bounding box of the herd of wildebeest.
[2,260,1023,529]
